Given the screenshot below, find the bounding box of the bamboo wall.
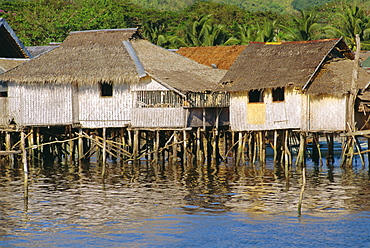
[308,95,347,131]
[0,97,9,126]
[230,88,302,131]
[9,83,73,126]
[78,84,131,128]
[132,107,185,127]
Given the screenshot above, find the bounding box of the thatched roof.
[0,28,226,92]
[307,58,370,94]
[0,58,29,74]
[0,18,31,59]
[0,29,142,84]
[131,40,226,92]
[176,45,246,70]
[219,38,357,93]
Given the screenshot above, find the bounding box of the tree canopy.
[1,0,370,50]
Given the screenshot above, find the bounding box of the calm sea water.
[0,155,370,248]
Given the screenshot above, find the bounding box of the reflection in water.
[0,157,370,247]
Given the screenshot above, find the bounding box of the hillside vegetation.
[129,0,335,12]
[1,0,370,51]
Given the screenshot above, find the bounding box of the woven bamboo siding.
[9,83,73,126]
[308,95,347,131]
[131,108,185,128]
[0,98,9,126]
[78,84,131,128]
[230,88,302,131]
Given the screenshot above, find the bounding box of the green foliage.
[324,3,370,49]
[2,0,370,50]
[291,0,336,11]
[279,10,323,41]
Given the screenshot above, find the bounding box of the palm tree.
[172,15,238,47]
[234,23,257,45]
[280,10,322,41]
[255,18,279,42]
[325,4,370,49]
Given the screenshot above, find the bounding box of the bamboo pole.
[78,128,83,160]
[236,132,243,165]
[296,132,306,167]
[21,131,28,200]
[102,127,107,177]
[297,166,306,217]
[183,130,187,168]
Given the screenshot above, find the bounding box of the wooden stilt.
[261,131,266,164]
[241,133,247,165]
[78,128,83,160]
[211,129,217,166]
[133,129,139,160]
[248,132,253,162]
[296,132,306,167]
[154,130,159,164]
[196,127,202,165]
[183,130,187,168]
[172,131,178,164]
[21,130,28,199]
[102,127,107,177]
[297,166,306,217]
[5,131,13,165]
[236,132,243,165]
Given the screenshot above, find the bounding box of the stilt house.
[219,38,370,132]
[0,28,228,129]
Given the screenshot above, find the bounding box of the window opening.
[99,82,113,97]
[272,87,284,102]
[0,81,8,97]
[249,90,263,103]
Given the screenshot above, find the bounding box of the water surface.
[1,157,369,247]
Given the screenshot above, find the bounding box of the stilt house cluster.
[1,21,370,167]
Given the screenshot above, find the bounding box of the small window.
[99,82,113,97]
[249,90,263,103]
[0,81,8,98]
[272,87,284,102]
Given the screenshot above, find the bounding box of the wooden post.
[133,129,139,160]
[236,132,243,165]
[183,130,187,167]
[5,131,13,165]
[173,130,178,164]
[211,129,217,166]
[326,133,334,165]
[297,166,306,217]
[120,127,126,160]
[196,127,202,165]
[154,130,159,164]
[261,131,266,164]
[78,128,83,160]
[241,133,247,165]
[296,132,306,167]
[347,34,361,132]
[102,127,107,177]
[21,130,28,199]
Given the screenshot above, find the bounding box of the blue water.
[1,157,370,247]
